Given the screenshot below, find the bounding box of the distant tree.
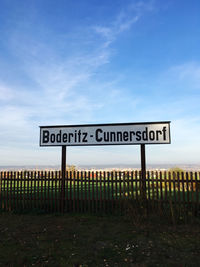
[169,167,184,180]
[169,167,184,174]
[66,165,76,172]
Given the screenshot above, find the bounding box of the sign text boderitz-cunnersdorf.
[40,122,171,147]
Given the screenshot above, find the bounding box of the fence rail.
[0,171,200,214]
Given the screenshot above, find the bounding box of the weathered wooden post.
[61,145,66,212]
[140,144,146,200]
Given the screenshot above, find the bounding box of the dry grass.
[0,212,200,266]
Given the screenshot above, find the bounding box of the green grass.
[0,212,200,266]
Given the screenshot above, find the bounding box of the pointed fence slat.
[195,172,199,207]
[0,172,2,210]
[159,171,163,202]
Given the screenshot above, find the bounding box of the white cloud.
[93,0,155,47]
[0,84,14,101]
[172,118,200,145]
[168,62,200,90]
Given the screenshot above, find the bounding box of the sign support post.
[140,144,146,200]
[61,145,66,212]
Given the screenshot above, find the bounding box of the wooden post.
[140,144,146,200]
[61,146,66,180]
[61,146,66,212]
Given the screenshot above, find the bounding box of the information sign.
[40,121,171,147]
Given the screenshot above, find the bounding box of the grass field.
[0,212,200,266]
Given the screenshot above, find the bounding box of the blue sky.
[0,0,200,166]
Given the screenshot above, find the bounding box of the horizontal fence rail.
[0,171,200,215]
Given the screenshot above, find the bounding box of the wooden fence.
[0,170,200,215]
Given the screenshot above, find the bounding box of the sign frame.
[39,121,171,147]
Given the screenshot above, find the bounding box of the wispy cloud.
[93,0,155,47]
[168,62,200,90]
[0,84,14,101]
[128,61,200,120]
[2,1,155,129]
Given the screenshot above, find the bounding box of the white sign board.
[40,122,171,146]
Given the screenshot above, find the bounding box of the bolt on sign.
[40,121,171,147]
